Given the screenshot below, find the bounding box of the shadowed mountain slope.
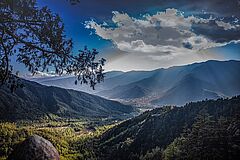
[0,79,135,121]
[100,60,240,106]
[95,96,240,160]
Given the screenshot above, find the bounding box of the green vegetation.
[94,96,240,160]
[163,114,240,160]
[0,78,135,122]
[1,96,239,160]
[0,121,114,160]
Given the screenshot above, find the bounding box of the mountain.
[27,71,127,94]
[28,60,240,106]
[99,85,150,99]
[28,70,154,94]
[151,74,221,105]
[99,60,240,106]
[95,96,240,160]
[0,79,135,121]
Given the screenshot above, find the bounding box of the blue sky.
[31,0,240,71]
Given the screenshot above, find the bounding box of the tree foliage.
[0,122,114,160]
[0,0,105,91]
[170,114,240,160]
[95,96,240,160]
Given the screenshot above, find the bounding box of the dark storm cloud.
[192,21,240,43]
[167,0,240,17]
[46,0,240,22]
[76,0,240,19]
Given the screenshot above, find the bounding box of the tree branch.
[0,25,67,56]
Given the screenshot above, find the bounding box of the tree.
[0,0,105,91]
[169,113,240,160]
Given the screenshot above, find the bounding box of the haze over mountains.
[29,60,240,107]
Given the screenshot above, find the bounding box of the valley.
[30,60,240,108]
[1,96,239,160]
[0,79,136,122]
[0,61,240,160]
[1,1,240,159]
[0,120,115,160]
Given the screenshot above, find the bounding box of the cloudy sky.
[36,0,240,71]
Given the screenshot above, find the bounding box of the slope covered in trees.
[0,79,135,121]
[94,96,240,160]
[1,94,239,160]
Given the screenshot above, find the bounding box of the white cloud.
[145,9,191,29]
[22,71,59,78]
[85,8,240,71]
[86,9,239,55]
[215,20,236,30]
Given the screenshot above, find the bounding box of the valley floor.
[0,120,115,160]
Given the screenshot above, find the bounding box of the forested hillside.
[0,79,135,121]
[1,95,239,160]
[94,96,240,160]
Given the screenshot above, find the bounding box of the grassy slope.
[0,121,115,160]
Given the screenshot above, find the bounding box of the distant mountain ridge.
[0,79,135,121]
[99,60,240,106]
[29,60,240,106]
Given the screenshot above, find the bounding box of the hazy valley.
[30,60,240,108]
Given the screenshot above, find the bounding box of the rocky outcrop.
[8,135,59,160]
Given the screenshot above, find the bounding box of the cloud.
[85,8,240,71]
[22,71,59,78]
[215,20,236,30]
[86,9,239,56]
[182,42,193,49]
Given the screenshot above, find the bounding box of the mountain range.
[29,60,240,106]
[0,79,135,121]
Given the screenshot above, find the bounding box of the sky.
[33,0,240,72]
